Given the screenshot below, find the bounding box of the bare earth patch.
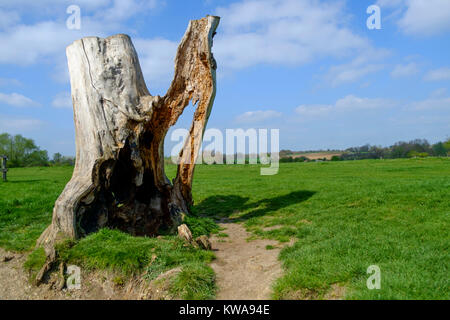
[0,248,155,300]
[2,223,293,300]
[281,283,346,300]
[292,152,342,160]
[210,222,288,300]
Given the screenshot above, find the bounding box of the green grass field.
[1,158,449,299]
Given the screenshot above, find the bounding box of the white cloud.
[0,0,159,66]
[423,67,450,82]
[99,0,158,23]
[0,92,39,107]
[430,88,447,98]
[399,0,450,36]
[0,21,82,65]
[335,95,396,110]
[0,9,20,29]
[375,0,405,23]
[52,92,72,109]
[133,38,178,89]
[378,0,450,36]
[0,78,21,86]
[214,0,370,70]
[295,104,333,117]
[295,95,396,117]
[235,110,282,123]
[376,0,405,8]
[410,97,450,110]
[0,0,167,90]
[0,0,153,13]
[390,62,419,78]
[0,116,44,132]
[324,49,388,87]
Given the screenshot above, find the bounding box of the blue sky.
[0,0,449,156]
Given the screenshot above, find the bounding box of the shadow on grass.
[193,190,316,222]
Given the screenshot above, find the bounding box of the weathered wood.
[1,155,7,182]
[37,16,220,255]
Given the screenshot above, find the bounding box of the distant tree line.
[51,152,76,166]
[280,138,449,162]
[0,133,75,168]
[279,156,309,163]
[2,132,449,168]
[340,138,449,160]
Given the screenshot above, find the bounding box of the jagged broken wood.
[37,16,220,261]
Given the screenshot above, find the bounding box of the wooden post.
[1,156,7,182]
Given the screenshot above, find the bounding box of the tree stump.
[37,16,220,255]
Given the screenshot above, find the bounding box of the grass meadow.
[1,158,449,299]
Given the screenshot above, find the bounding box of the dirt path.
[210,222,288,300]
[1,223,290,300]
[0,248,65,300]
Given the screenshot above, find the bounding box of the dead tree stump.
[38,16,220,255]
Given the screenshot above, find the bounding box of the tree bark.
[37,15,220,255]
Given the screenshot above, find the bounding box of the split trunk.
[37,16,220,255]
